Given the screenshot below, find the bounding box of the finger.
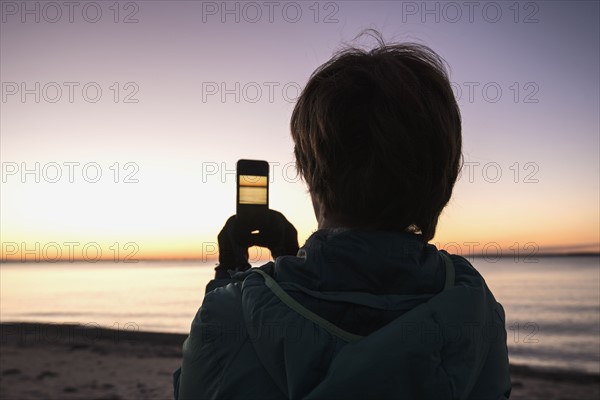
[246,231,271,248]
[223,215,237,229]
[253,209,283,230]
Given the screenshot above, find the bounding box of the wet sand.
[1,323,598,399]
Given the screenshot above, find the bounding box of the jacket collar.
[274,228,445,295]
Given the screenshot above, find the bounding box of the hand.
[250,210,299,259]
[215,210,299,276]
[216,215,252,274]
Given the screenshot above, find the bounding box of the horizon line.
[1,251,599,264]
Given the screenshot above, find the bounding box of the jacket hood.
[273,228,446,294]
[238,229,508,399]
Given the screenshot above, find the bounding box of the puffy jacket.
[174,228,511,399]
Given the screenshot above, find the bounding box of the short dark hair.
[290,31,462,242]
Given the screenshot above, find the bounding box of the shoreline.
[1,322,599,399]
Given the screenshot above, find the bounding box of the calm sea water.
[1,257,599,374]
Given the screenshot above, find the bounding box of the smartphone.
[236,159,269,228]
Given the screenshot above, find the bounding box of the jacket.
[173,228,511,399]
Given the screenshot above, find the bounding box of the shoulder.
[191,263,276,340]
[196,262,275,325]
[184,282,246,357]
[439,250,507,322]
[180,268,283,399]
[202,281,243,317]
[440,251,488,288]
[441,251,475,272]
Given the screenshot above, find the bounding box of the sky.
[1,0,599,262]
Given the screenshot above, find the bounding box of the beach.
[1,323,598,400]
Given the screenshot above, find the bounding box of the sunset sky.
[1,1,598,262]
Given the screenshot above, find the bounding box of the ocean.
[1,256,598,374]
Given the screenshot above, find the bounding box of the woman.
[174,32,511,400]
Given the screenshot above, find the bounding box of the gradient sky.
[1,0,599,261]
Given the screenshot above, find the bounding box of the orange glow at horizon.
[2,230,598,263]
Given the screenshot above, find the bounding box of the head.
[290,32,462,243]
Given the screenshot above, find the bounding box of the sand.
[1,323,598,400]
